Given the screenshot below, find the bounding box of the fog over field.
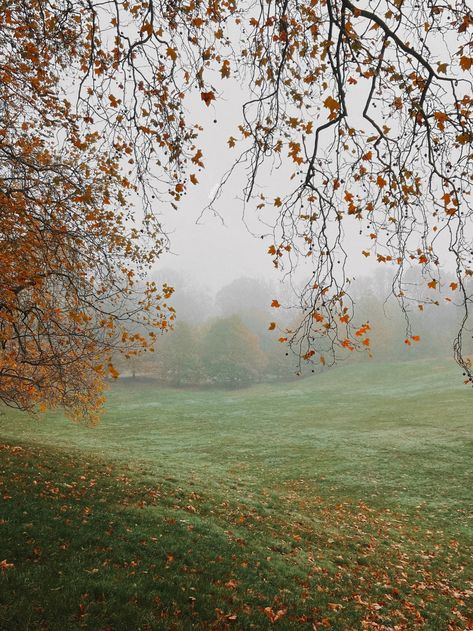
[2,1,473,629]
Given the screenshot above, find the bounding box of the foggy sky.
[154,82,381,293]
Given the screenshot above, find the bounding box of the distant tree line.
[114,272,471,389]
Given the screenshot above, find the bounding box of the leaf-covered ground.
[1,360,472,630]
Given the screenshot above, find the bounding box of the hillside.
[0,361,472,629]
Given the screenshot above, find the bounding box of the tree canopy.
[1,0,472,418]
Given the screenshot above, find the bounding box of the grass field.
[1,359,472,630]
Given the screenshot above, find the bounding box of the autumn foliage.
[0,2,179,420]
[223,0,473,378]
[1,0,473,418]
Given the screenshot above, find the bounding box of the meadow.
[0,360,472,630]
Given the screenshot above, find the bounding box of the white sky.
[155,81,381,293]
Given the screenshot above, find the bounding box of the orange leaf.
[108,363,120,379]
[201,91,216,106]
[456,131,472,145]
[458,15,473,33]
[393,96,403,110]
[166,47,177,61]
[220,60,231,78]
[268,322,276,330]
[225,579,238,589]
[323,95,340,120]
[191,149,204,166]
[376,174,387,188]
[271,299,281,308]
[288,142,303,164]
[141,22,153,37]
[263,607,287,623]
[460,56,473,71]
[434,111,448,130]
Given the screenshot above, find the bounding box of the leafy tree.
[216,277,271,318]
[215,277,277,343]
[151,270,213,324]
[1,0,473,419]
[200,316,267,388]
[0,0,185,419]
[154,322,201,387]
[209,1,473,380]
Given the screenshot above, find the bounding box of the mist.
[117,264,470,387]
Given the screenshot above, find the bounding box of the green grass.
[0,359,472,630]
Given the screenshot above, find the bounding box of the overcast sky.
[154,81,381,293]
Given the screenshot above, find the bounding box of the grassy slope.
[0,360,472,630]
